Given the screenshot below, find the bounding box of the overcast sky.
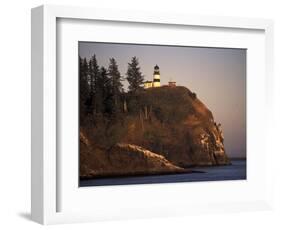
[79,42,246,158]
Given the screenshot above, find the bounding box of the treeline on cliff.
[79,55,146,118]
[79,54,194,151]
[80,54,153,149]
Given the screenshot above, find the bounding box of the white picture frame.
[31,4,274,225]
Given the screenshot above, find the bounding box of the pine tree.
[97,66,110,114]
[79,57,90,118]
[126,56,144,92]
[108,58,123,115]
[88,55,100,113]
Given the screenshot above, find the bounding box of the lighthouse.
[153,65,161,87]
[144,65,163,89]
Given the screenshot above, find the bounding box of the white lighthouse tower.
[153,65,161,87]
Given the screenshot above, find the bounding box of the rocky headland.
[80,86,230,178]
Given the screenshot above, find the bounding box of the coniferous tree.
[99,67,111,115]
[79,57,90,119]
[108,58,123,115]
[126,56,144,92]
[88,55,100,113]
[97,66,110,114]
[88,59,93,94]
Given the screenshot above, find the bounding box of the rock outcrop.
[80,132,186,178]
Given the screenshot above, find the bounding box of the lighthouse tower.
[153,65,161,87]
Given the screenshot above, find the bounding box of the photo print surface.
[79,42,246,186]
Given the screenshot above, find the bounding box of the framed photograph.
[78,42,246,187]
[31,5,274,224]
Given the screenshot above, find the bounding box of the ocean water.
[80,159,246,187]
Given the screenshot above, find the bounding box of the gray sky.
[79,42,246,158]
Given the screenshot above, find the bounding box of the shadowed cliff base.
[80,160,246,186]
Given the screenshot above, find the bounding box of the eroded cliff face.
[120,86,230,167]
[80,86,230,178]
[181,96,229,166]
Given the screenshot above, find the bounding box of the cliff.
[121,86,230,167]
[80,86,230,178]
